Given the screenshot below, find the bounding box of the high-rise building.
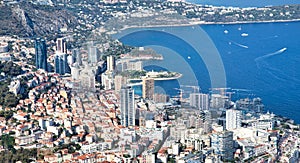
[88,46,99,64]
[190,93,209,110]
[210,94,229,109]
[101,72,114,90]
[116,60,143,72]
[79,64,96,91]
[114,75,127,93]
[120,87,135,127]
[107,55,115,72]
[226,109,242,130]
[210,130,234,161]
[127,60,142,71]
[199,110,212,133]
[56,38,67,54]
[72,48,82,65]
[54,53,70,75]
[142,78,155,100]
[35,38,47,71]
[70,63,80,80]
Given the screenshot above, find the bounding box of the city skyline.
[0,0,299,162]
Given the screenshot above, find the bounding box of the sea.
[113,3,300,123]
[186,0,300,7]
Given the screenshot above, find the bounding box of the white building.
[101,72,114,90]
[210,94,229,109]
[120,87,135,127]
[226,109,242,130]
[9,80,20,95]
[189,93,209,110]
[252,112,275,130]
[107,55,115,72]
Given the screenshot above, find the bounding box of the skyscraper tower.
[120,86,135,127]
[114,75,127,93]
[54,53,70,75]
[107,55,115,72]
[35,38,47,71]
[72,48,82,65]
[226,109,242,130]
[88,46,99,64]
[142,77,155,100]
[56,38,67,54]
[210,131,234,161]
[190,93,209,110]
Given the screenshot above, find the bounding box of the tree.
[0,110,14,121]
[4,92,18,109]
[68,146,76,153]
[0,134,15,151]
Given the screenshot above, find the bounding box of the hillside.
[0,2,78,37]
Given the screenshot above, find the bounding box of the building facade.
[107,55,115,72]
[35,38,48,71]
[142,78,154,100]
[114,75,127,93]
[54,53,70,75]
[226,109,242,130]
[56,38,67,54]
[88,46,99,64]
[189,93,209,110]
[120,87,135,127]
[210,131,234,161]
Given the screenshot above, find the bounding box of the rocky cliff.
[0,2,78,37]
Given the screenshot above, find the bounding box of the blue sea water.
[187,0,300,7]
[115,21,300,123]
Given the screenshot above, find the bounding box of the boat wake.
[229,41,249,49]
[255,47,287,61]
[254,47,300,83]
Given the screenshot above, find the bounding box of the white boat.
[224,30,229,34]
[241,33,248,37]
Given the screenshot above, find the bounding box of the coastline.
[128,73,182,82]
[118,19,300,31]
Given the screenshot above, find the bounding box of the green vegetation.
[129,48,162,58]
[0,62,30,108]
[0,134,15,151]
[0,80,17,108]
[168,158,176,163]
[0,148,37,163]
[0,61,22,77]
[123,154,131,158]
[157,72,180,78]
[282,124,291,129]
[53,142,81,154]
[103,43,133,59]
[0,110,14,121]
[0,79,29,108]
[119,70,147,79]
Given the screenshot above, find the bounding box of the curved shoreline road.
[118,19,300,31]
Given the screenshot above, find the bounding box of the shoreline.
[128,73,182,82]
[118,19,300,31]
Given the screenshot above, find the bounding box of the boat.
[224,30,229,34]
[241,33,248,37]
